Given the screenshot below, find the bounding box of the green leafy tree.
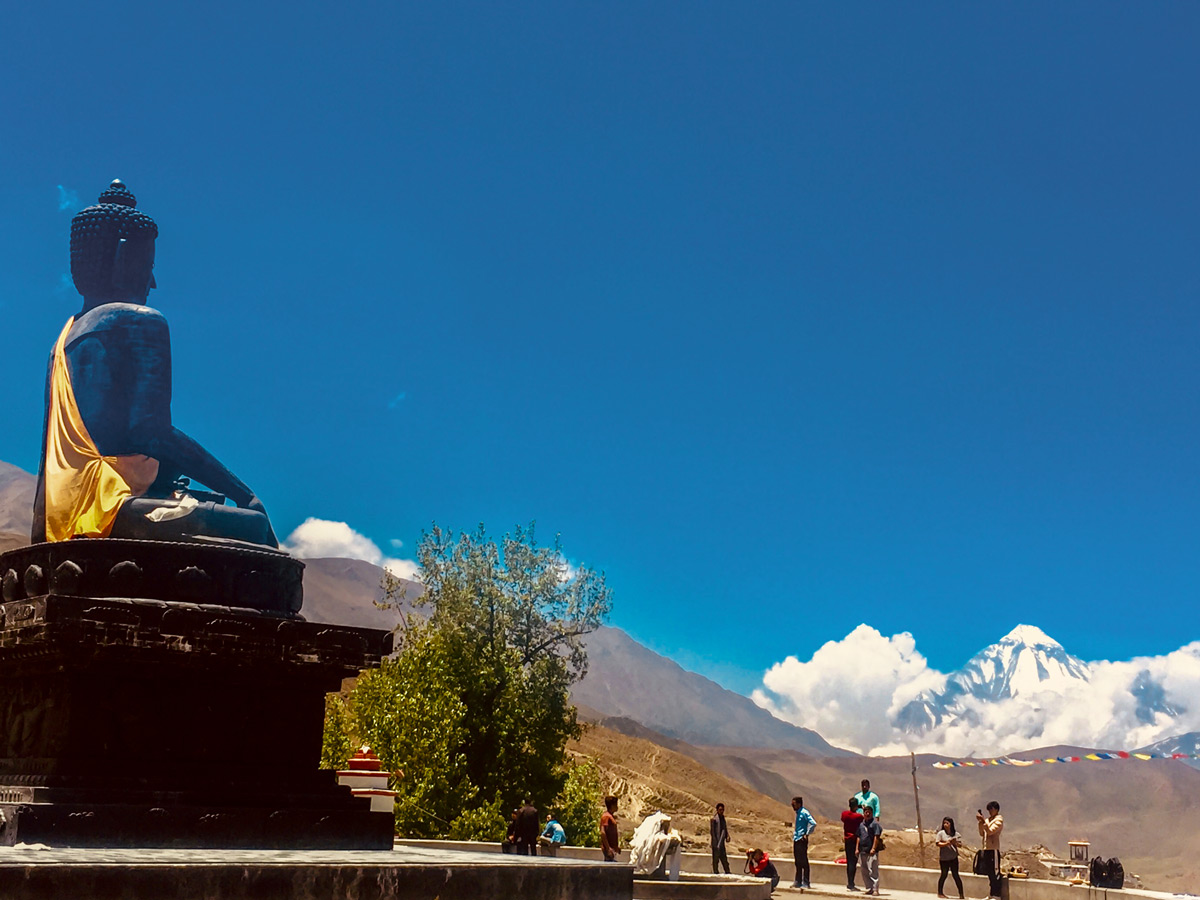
[390,524,610,816]
[352,623,480,837]
[324,523,611,839]
[552,757,604,847]
[320,694,353,770]
[448,795,508,842]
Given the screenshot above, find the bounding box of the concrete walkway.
[777,884,975,900]
[775,880,1181,900]
[0,843,605,866]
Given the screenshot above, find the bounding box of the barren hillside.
[569,720,832,861]
[570,721,986,873]
[300,557,421,629]
[0,533,27,553]
[0,461,34,538]
[571,720,1200,891]
[693,743,1200,891]
[574,626,849,756]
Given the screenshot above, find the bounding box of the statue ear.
[111,238,129,293]
[111,238,154,299]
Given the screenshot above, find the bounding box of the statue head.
[70,180,158,305]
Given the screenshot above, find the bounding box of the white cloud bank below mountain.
[282,518,419,580]
[752,624,1200,758]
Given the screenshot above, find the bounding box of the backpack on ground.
[1090,857,1124,889]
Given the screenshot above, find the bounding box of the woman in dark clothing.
[936,817,964,899]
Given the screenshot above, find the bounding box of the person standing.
[936,816,964,899]
[841,797,864,890]
[853,779,881,821]
[600,795,621,862]
[857,805,883,896]
[977,801,1004,899]
[790,796,817,889]
[710,802,732,874]
[515,800,540,856]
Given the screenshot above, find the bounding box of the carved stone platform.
[0,539,303,615]
[0,551,395,849]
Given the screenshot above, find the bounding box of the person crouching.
[746,848,780,890]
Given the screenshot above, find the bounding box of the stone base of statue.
[0,541,394,849]
[0,539,304,614]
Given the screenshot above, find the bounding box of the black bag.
[1090,857,1124,889]
[973,851,987,876]
[876,835,885,851]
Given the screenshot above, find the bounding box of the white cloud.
[752,625,945,755]
[282,518,419,580]
[57,184,79,212]
[754,626,1200,758]
[557,554,579,583]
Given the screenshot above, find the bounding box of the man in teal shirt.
[790,796,817,889]
[541,814,566,843]
[539,814,567,856]
[853,779,881,821]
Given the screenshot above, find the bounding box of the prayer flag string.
[930,750,1195,769]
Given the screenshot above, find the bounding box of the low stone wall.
[394,840,1160,900]
[685,851,1154,900]
[634,872,772,899]
[393,841,771,898]
[678,852,991,894]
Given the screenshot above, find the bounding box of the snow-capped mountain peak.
[963,624,1090,700]
[895,624,1091,733]
[999,624,1060,648]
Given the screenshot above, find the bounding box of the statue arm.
[153,426,258,508]
[145,427,278,547]
[117,311,267,511]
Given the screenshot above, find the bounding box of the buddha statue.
[31,180,277,548]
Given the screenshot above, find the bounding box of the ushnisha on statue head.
[70,179,158,308]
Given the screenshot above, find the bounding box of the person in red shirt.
[745,848,780,890]
[600,795,620,861]
[841,797,865,890]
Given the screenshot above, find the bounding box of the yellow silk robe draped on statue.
[43,317,160,541]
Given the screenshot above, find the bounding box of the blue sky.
[2,2,1199,694]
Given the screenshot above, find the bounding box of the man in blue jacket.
[539,813,567,856]
[790,796,817,889]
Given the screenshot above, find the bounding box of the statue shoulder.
[71,303,169,341]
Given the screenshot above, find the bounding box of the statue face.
[142,241,157,298]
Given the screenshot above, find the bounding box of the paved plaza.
[0,842,605,866]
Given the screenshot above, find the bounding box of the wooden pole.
[911,751,925,866]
